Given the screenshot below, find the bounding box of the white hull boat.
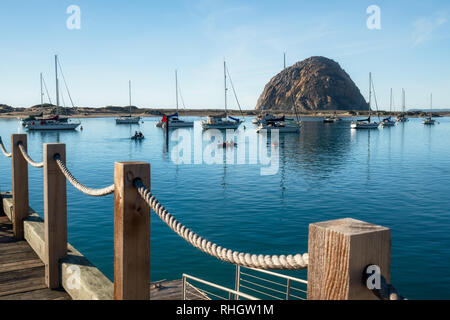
[423,118,435,125]
[26,120,80,130]
[202,118,241,130]
[201,61,242,131]
[351,121,379,129]
[26,56,80,131]
[116,81,140,125]
[116,116,141,124]
[256,121,302,133]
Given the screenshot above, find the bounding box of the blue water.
[1,116,449,300]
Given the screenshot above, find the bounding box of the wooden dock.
[0,214,71,300]
[1,211,205,300]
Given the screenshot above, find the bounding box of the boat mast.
[175,70,179,112]
[368,72,372,116]
[390,88,392,113]
[402,89,405,113]
[129,80,132,116]
[55,55,59,116]
[430,93,433,116]
[40,73,44,112]
[284,52,286,70]
[224,60,228,117]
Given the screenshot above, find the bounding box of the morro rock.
[255,56,368,112]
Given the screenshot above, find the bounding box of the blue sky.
[0,0,449,110]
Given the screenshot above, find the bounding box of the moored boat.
[351,73,380,130]
[116,81,141,124]
[201,60,243,130]
[26,56,80,131]
[423,93,436,125]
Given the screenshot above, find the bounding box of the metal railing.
[182,274,259,301]
[235,266,308,300]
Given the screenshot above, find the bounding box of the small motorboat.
[217,140,238,148]
[131,131,145,140]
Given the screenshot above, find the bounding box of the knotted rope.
[364,265,406,300]
[18,143,44,168]
[134,179,308,270]
[54,154,114,197]
[0,137,11,158]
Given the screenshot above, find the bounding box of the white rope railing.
[134,179,308,270]
[54,154,114,197]
[0,137,11,158]
[18,143,44,168]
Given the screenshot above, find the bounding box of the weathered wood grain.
[43,143,67,289]
[114,162,151,300]
[11,134,29,239]
[307,218,391,300]
[0,216,71,300]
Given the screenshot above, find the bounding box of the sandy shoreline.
[0,106,449,119]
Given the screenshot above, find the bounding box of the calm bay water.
[1,116,450,299]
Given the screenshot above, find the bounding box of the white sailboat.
[381,88,396,127]
[201,60,242,130]
[396,89,408,122]
[158,70,194,128]
[423,93,436,125]
[351,72,380,129]
[26,55,80,131]
[115,80,141,124]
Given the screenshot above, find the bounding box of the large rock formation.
[255,56,369,112]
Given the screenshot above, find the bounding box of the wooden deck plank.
[0,241,34,255]
[0,259,44,273]
[0,288,71,300]
[0,215,72,300]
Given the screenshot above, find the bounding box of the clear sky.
[0,0,449,111]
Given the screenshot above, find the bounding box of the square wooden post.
[307,218,391,300]
[43,143,67,289]
[114,162,150,300]
[11,134,29,239]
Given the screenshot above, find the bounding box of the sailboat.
[115,80,141,124]
[396,89,408,122]
[381,88,396,127]
[157,70,194,128]
[20,73,45,127]
[423,93,436,125]
[323,112,342,123]
[351,72,380,129]
[256,91,302,134]
[26,55,80,131]
[201,60,242,130]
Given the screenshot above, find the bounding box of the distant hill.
[409,109,450,112]
[255,56,369,112]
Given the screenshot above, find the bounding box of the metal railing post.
[234,265,241,300]
[286,279,291,300]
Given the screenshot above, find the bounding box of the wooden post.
[307,218,391,300]
[11,134,29,239]
[114,162,150,300]
[43,143,67,289]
